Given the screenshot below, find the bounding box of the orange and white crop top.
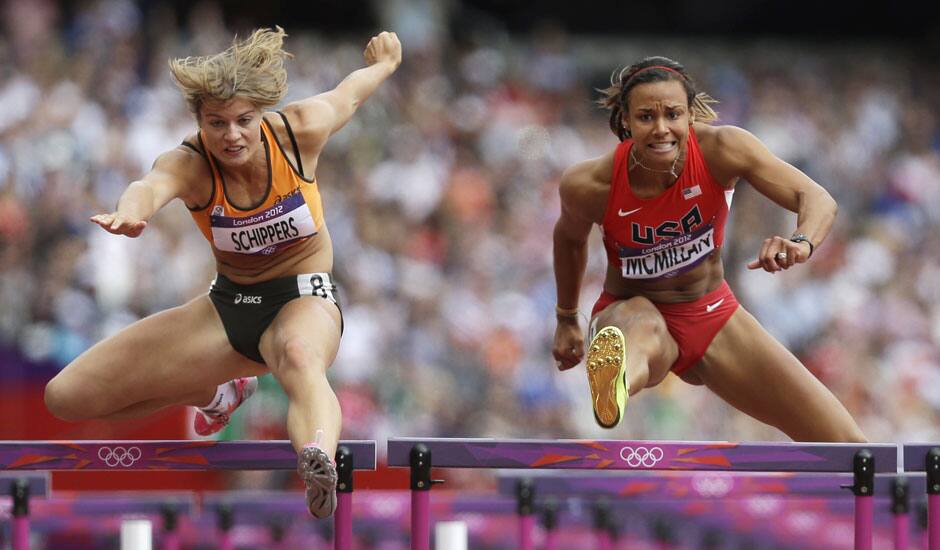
[187,113,324,256]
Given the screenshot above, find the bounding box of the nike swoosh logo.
[618,207,642,217]
[705,298,725,313]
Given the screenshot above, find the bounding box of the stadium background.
[1,0,939,497]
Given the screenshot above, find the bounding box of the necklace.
[629,146,682,181]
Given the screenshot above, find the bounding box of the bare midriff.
[602,251,725,304]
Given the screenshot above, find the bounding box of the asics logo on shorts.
[234,293,262,305]
[619,446,665,467]
[97,446,143,467]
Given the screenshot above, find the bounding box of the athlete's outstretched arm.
[716,126,837,272]
[552,161,600,371]
[90,148,199,237]
[285,31,401,148]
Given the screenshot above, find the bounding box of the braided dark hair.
[597,56,718,141]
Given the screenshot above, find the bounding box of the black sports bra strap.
[180,141,201,154]
[276,110,304,177]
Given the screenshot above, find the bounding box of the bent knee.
[601,298,665,329]
[274,338,330,374]
[44,376,93,422]
[598,298,670,344]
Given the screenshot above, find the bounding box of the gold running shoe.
[586,326,629,429]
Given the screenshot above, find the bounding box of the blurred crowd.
[2,0,939,455]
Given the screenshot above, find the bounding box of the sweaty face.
[623,80,691,167]
[198,97,263,167]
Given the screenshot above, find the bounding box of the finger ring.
[775,252,787,261]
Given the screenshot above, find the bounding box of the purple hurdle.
[540,498,559,550]
[0,440,375,550]
[891,478,910,550]
[501,470,920,548]
[903,445,940,550]
[515,479,534,550]
[2,473,50,550]
[11,478,29,550]
[387,438,897,550]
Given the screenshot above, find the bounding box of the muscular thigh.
[696,307,864,442]
[594,297,679,387]
[258,296,342,372]
[55,295,267,410]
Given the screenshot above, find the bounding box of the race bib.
[210,192,316,255]
[619,224,715,279]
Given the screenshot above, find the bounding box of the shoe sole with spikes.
[298,446,337,518]
[586,326,629,429]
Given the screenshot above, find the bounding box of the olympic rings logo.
[619,446,664,468]
[97,446,143,467]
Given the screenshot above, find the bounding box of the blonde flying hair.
[598,56,718,141]
[169,26,292,115]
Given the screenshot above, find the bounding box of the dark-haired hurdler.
[552,57,865,442]
[44,28,402,517]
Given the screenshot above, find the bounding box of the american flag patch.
[683,185,702,199]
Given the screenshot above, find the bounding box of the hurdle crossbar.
[0,440,375,471]
[1,440,375,550]
[387,438,896,472]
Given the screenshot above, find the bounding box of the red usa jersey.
[601,126,733,280]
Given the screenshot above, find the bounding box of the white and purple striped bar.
[0,440,375,471]
[903,444,940,550]
[387,438,896,472]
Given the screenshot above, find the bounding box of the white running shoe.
[193,377,258,436]
[297,445,337,518]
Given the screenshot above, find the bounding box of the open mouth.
[648,141,677,153]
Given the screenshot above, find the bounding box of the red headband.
[625,65,685,85]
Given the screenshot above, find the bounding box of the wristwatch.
[789,233,814,257]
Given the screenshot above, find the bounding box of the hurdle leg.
[335,446,353,550]
[160,505,180,550]
[892,478,909,550]
[928,448,940,550]
[919,503,930,550]
[11,478,29,550]
[516,479,534,550]
[592,500,612,550]
[217,504,234,550]
[410,444,434,550]
[541,498,559,550]
[853,450,874,550]
[653,517,675,550]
